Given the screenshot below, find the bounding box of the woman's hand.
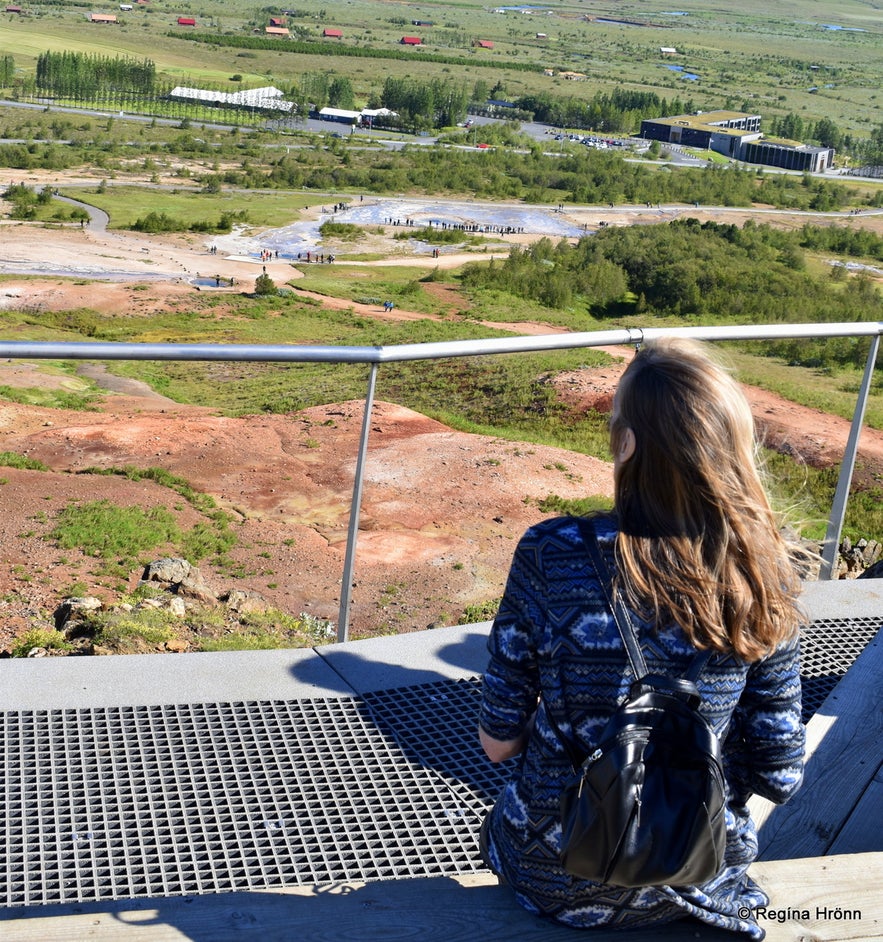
[479,711,536,763]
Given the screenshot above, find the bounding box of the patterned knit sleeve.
[732,637,806,805]
[479,527,544,743]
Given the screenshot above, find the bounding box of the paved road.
[53,193,109,230]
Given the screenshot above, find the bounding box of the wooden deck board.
[749,853,882,941]
[830,763,883,855]
[2,854,880,942]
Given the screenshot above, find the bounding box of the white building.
[168,85,295,113]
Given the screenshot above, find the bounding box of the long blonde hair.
[609,337,803,661]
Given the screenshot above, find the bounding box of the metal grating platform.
[1,616,879,908]
[0,681,498,908]
[798,616,880,721]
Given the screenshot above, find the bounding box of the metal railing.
[2,320,880,642]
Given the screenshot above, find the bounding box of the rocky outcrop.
[843,538,882,579]
[140,557,219,604]
[36,558,275,658]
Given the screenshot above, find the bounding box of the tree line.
[380,76,470,130]
[36,51,156,99]
[255,143,872,210]
[511,88,697,134]
[767,112,883,165]
[460,219,882,374]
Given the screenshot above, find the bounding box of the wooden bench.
[750,622,882,860]
[4,853,881,941]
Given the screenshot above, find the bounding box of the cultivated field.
[1,0,881,138]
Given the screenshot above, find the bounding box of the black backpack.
[545,522,728,888]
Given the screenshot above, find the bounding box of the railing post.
[819,334,881,580]
[336,363,379,642]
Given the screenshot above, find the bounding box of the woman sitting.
[479,337,806,938]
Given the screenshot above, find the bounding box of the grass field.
[61,185,316,229]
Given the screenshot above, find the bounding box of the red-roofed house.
[475,39,494,49]
[5,5,23,13]
[401,36,422,45]
[269,16,285,26]
[323,28,342,38]
[177,16,195,26]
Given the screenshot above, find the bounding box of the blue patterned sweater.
[479,515,805,938]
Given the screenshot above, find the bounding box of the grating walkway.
[1,616,879,909]
[798,615,881,718]
[0,679,498,908]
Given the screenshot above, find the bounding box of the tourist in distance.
[478,337,806,938]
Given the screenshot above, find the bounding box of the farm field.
[0,0,881,139]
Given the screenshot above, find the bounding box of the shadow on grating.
[0,616,878,907]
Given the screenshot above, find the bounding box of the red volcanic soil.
[0,371,615,650]
[2,334,882,654]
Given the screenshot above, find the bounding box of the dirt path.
[283,284,570,336]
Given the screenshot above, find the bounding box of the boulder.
[54,596,103,633]
[141,558,195,585]
[166,596,187,618]
[177,577,219,606]
[221,589,271,614]
[141,557,218,605]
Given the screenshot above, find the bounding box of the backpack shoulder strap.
[577,516,712,684]
[578,516,648,680]
[543,702,584,771]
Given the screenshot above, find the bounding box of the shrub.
[318,221,363,241]
[254,273,277,296]
[11,628,71,658]
[131,211,184,233]
[88,607,177,650]
[532,494,614,516]
[180,516,238,563]
[0,451,50,471]
[458,599,501,624]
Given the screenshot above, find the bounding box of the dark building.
[640,110,834,172]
